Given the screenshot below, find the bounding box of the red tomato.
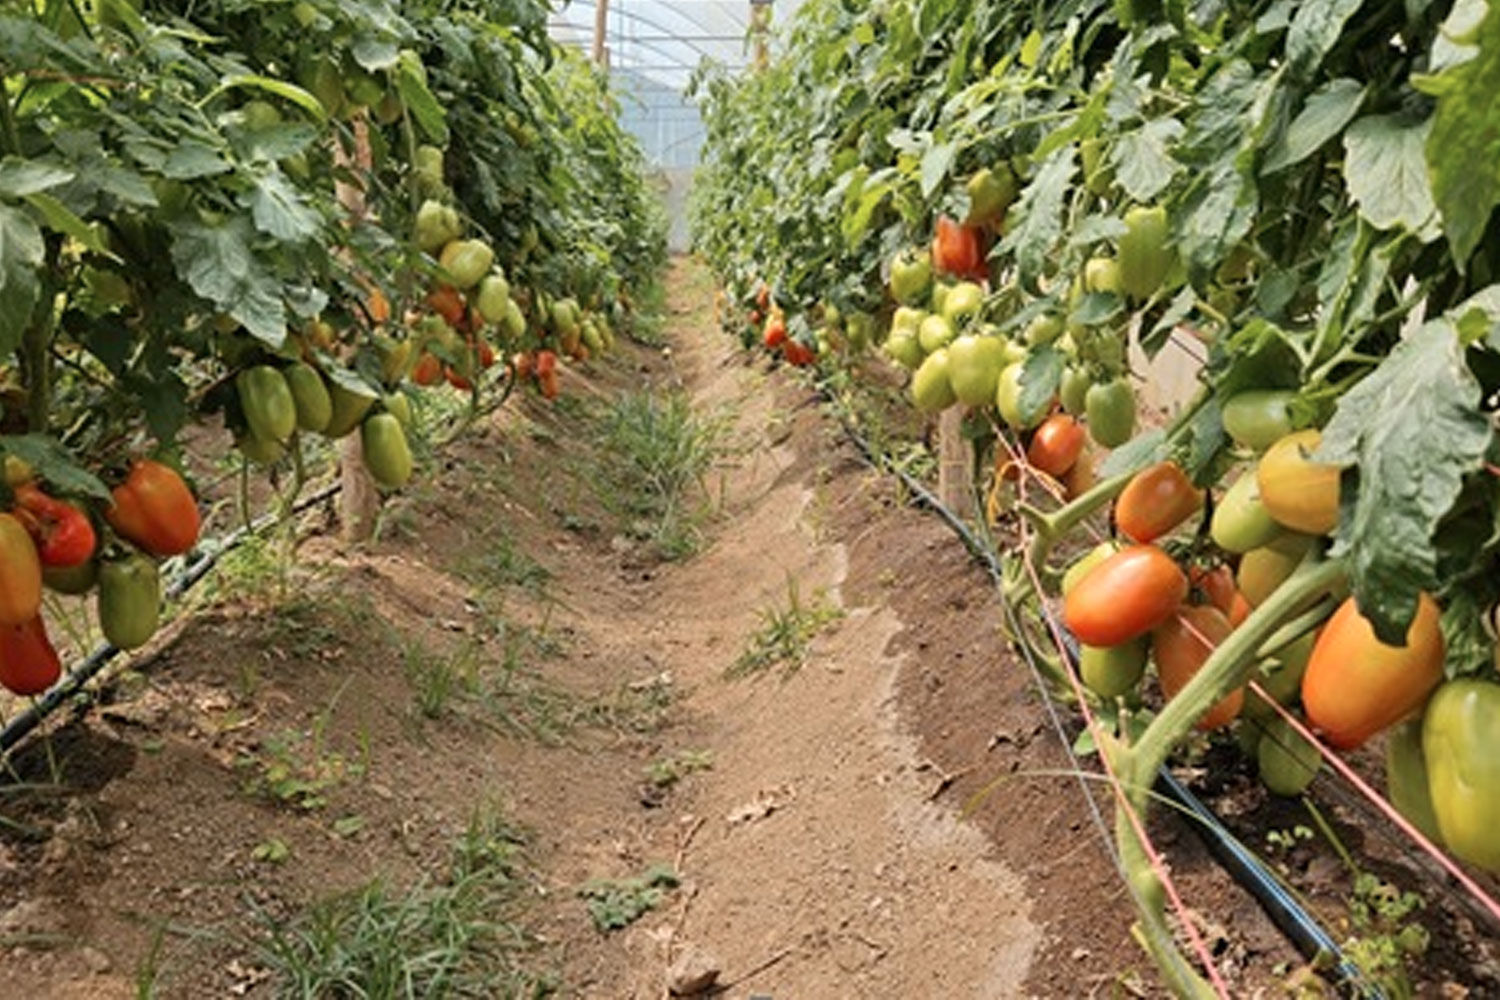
[932,216,987,280]
[1301,593,1445,750]
[444,366,472,391]
[783,340,815,366]
[412,352,443,386]
[1154,605,1242,731]
[764,318,788,350]
[535,349,558,377]
[12,484,95,568]
[0,615,61,696]
[1027,415,1085,478]
[538,368,560,400]
[1117,461,1203,543]
[105,459,199,557]
[425,285,467,327]
[1228,591,1252,628]
[511,352,534,379]
[1063,545,1188,647]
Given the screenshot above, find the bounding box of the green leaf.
[1439,589,1492,679]
[1286,0,1365,80]
[0,434,110,500]
[352,36,401,72]
[0,157,74,198]
[1018,345,1063,425]
[396,50,448,145]
[321,364,379,399]
[242,170,319,241]
[1111,118,1183,202]
[919,141,956,201]
[1098,427,1167,479]
[161,141,231,180]
[1426,1,1500,268]
[0,203,43,360]
[1176,156,1257,284]
[169,217,286,347]
[208,75,327,121]
[1342,115,1438,238]
[1000,147,1074,295]
[1261,78,1364,174]
[1319,320,1492,643]
[1068,292,1123,327]
[1183,397,1226,486]
[23,192,117,259]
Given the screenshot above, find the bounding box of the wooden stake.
[937,407,975,518]
[592,0,610,68]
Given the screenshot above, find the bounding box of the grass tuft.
[728,576,843,679]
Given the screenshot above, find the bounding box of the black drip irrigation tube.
[826,399,1378,997]
[0,482,342,756]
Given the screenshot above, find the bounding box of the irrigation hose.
[820,384,1378,997]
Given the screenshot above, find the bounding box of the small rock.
[668,944,721,996]
[1070,946,1091,961]
[80,945,113,973]
[0,898,67,937]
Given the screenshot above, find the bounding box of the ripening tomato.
[1062,441,1097,499]
[1063,545,1188,647]
[1153,605,1242,731]
[426,285,467,327]
[105,459,200,557]
[412,352,443,386]
[1257,430,1340,535]
[784,340,816,367]
[0,614,61,695]
[1301,593,1444,750]
[365,286,391,325]
[1027,415,1085,478]
[534,349,558,378]
[1228,590,1252,627]
[931,216,987,280]
[1116,461,1203,543]
[763,317,787,350]
[0,512,43,627]
[1237,534,1314,607]
[1189,564,1236,615]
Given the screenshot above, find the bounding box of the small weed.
[623,278,669,347]
[590,389,727,560]
[331,814,365,839]
[402,637,482,720]
[252,837,292,864]
[134,920,168,999]
[460,531,551,595]
[251,802,554,997]
[645,749,713,789]
[729,576,843,679]
[238,689,362,811]
[579,863,680,931]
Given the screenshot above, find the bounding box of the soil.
[0,258,1495,999]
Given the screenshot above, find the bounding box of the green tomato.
[846,312,876,351]
[1083,257,1122,296]
[237,365,297,445]
[1080,639,1147,700]
[503,297,527,341]
[1423,678,1500,874]
[918,314,956,353]
[414,200,461,254]
[994,362,1044,430]
[384,391,413,428]
[476,273,511,324]
[1257,715,1321,796]
[946,334,1007,407]
[884,327,924,371]
[1024,313,1064,347]
[1080,137,1112,195]
[1118,205,1174,303]
[1084,378,1134,447]
[361,413,414,489]
[97,555,160,650]
[964,164,1016,226]
[283,362,333,434]
[1386,718,1445,845]
[439,239,494,290]
[1222,390,1296,452]
[941,281,985,326]
[1059,366,1091,416]
[236,430,285,467]
[324,380,378,439]
[1244,631,1315,720]
[1210,470,1284,554]
[890,249,932,306]
[911,349,957,413]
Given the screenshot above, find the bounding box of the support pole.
[334,112,381,544]
[750,0,770,73]
[937,408,975,518]
[592,0,610,69]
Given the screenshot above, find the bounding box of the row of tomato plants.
[0,4,664,704]
[690,0,1500,994]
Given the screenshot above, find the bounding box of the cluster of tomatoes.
[749,284,816,368]
[0,458,199,698]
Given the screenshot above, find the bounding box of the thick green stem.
[22,320,50,433]
[1107,555,1346,996]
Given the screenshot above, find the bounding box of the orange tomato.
[1154,605,1242,730]
[1063,545,1188,647]
[1027,414,1085,478]
[1117,461,1203,543]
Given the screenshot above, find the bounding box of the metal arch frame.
[550,0,751,65]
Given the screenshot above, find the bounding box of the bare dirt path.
[1,257,1270,999]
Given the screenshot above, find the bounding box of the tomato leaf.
[1017,345,1063,425]
[1111,118,1183,202]
[1098,428,1167,479]
[1438,589,1492,679]
[0,157,74,198]
[396,50,449,145]
[1286,0,1366,81]
[1341,114,1439,239]
[1319,320,1492,642]
[169,216,286,347]
[23,192,116,260]
[242,169,319,241]
[161,140,231,180]
[0,434,110,501]
[918,140,957,200]
[0,203,43,361]
[1425,0,1500,268]
[1261,77,1364,175]
[1000,146,1074,295]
